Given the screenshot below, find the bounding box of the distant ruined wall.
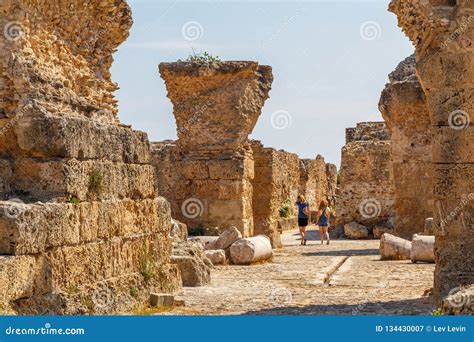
[299,156,337,212]
[0,0,180,314]
[157,61,273,237]
[337,122,395,228]
[250,140,300,247]
[389,0,474,301]
[379,55,433,240]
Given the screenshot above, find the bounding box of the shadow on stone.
[243,297,434,315]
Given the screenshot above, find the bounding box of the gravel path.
[163,226,436,315]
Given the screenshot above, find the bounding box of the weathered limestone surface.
[171,241,212,287]
[390,0,474,301]
[410,234,435,263]
[0,0,180,314]
[380,233,412,261]
[229,235,273,265]
[156,61,273,237]
[379,55,433,239]
[337,122,395,228]
[205,249,226,265]
[299,155,337,211]
[344,222,369,240]
[250,141,299,247]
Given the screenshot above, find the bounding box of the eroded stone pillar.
[390,0,474,300]
[159,62,273,237]
[0,0,180,314]
[379,55,433,239]
[250,140,300,247]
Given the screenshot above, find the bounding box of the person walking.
[317,200,331,245]
[295,195,310,245]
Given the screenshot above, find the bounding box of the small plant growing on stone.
[68,196,81,205]
[278,199,292,218]
[185,50,221,64]
[130,287,138,298]
[88,169,103,194]
[139,242,156,283]
[432,306,443,316]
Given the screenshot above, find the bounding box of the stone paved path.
[163,226,436,315]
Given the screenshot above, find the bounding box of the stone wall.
[157,61,273,238]
[0,0,180,314]
[389,0,474,301]
[250,140,300,247]
[299,156,337,212]
[379,55,433,239]
[337,122,395,228]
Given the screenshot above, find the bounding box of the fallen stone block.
[410,234,435,263]
[205,249,226,265]
[188,236,219,250]
[171,241,212,286]
[379,233,412,260]
[373,226,394,239]
[215,226,242,250]
[171,256,211,287]
[229,235,273,265]
[149,293,174,307]
[344,222,369,239]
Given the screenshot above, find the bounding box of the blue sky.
[112,0,414,167]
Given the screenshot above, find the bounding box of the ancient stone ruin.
[337,122,394,230]
[154,62,336,244]
[155,61,273,238]
[0,0,179,314]
[389,0,473,301]
[250,140,300,247]
[379,55,433,240]
[250,141,337,247]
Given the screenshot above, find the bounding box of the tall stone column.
[159,62,273,237]
[379,55,433,240]
[390,0,474,300]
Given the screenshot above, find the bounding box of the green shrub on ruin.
[88,169,103,194]
[278,199,292,218]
